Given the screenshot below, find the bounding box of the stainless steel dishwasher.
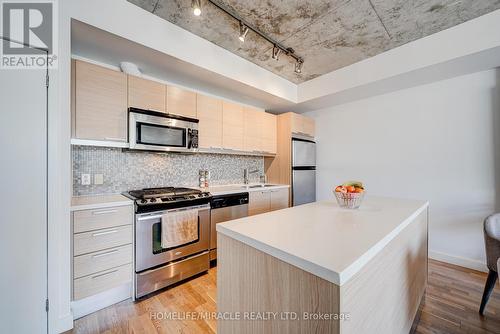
[210,192,249,260]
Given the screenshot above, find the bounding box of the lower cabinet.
[270,188,289,211]
[72,205,133,301]
[249,188,289,216]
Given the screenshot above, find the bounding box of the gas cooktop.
[124,187,211,213]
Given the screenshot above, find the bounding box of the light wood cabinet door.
[197,94,223,149]
[290,113,315,138]
[166,85,197,118]
[243,106,264,152]
[74,60,128,142]
[290,112,304,135]
[270,188,289,211]
[222,101,244,150]
[249,191,271,216]
[262,112,277,154]
[128,75,166,112]
[302,116,315,137]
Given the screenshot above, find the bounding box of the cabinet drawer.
[74,225,132,256]
[73,263,132,300]
[74,244,132,279]
[73,205,132,233]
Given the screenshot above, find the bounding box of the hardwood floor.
[70,260,500,334]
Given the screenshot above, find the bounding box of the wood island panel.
[217,234,340,334]
[340,209,428,334]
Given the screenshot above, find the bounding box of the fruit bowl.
[334,181,365,209]
[334,191,365,209]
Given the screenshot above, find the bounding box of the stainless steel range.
[124,187,211,298]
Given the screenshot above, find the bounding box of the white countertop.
[217,196,428,286]
[71,194,133,211]
[200,183,289,196]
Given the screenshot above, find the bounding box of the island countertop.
[217,196,428,286]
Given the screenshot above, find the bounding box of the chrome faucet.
[244,168,260,185]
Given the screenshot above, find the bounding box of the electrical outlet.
[81,174,91,185]
[94,174,104,185]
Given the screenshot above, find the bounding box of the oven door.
[135,204,210,272]
[129,110,197,153]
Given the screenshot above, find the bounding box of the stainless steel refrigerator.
[292,138,316,206]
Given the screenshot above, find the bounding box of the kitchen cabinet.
[72,60,128,142]
[222,101,245,151]
[71,59,278,155]
[249,191,271,216]
[72,204,133,301]
[197,94,223,149]
[243,106,264,152]
[166,85,197,118]
[265,112,315,202]
[262,112,277,154]
[249,188,289,216]
[291,113,315,138]
[270,188,289,211]
[128,75,166,112]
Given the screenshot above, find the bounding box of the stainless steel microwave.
[128,108,199,153]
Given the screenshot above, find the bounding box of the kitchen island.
[216,196,429,334]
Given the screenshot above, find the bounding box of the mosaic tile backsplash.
[72,146,264,196]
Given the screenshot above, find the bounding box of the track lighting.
[192,0,201,16]
[205,0,304,74]
[272,45,281,60]
[238,22,249,42]
[294,59,303,74]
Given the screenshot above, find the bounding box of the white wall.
[306,69,500,272]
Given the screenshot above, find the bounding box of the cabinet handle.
[91,269,118,279]
[92,229,118,237]
[92,209,118,215]
[92,249,119,258]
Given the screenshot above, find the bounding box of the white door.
[0,40,48,333]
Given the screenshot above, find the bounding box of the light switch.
[94,174,104,185]
[81,174,91,185]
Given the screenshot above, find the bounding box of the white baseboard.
[71,282,133,320]
[429,250,488,273]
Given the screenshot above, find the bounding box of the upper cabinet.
[243,106,276,154]
[71,59,278,156]
[243,106,264,153]
[262,112,277,154]
[127,75,166,112]
[72,60,128,142]
[222,101,245,151]
[197,94,223,149]
[291,113,315,138]
[166,85,197,118]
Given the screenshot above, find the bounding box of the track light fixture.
[192,0,201,16]
[198,0,304,74]
[272,45,281,60]
[238,22,249,42]
[294,59,303,74]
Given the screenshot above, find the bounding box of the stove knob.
[150,198,157,203]
[140,199,147,204]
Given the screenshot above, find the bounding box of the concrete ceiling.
[127,0,500,84]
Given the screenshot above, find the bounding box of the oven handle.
[136,204,210,221]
